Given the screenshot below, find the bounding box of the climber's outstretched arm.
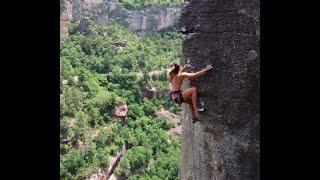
[180,64,212,81]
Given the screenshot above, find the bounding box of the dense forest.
[60,18,182,179]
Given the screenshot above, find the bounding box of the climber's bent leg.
[182,87,199,122]
[191,87,199,112]
[182,87,193,104]
[182,87,200,110]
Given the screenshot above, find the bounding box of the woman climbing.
[167,62,213,123]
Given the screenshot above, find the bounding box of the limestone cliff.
[60,0,181,39]
[60,0,73,39]
[178,0,260,179]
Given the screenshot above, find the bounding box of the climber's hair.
[167,62,180,81]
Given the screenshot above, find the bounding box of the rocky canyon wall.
[60,0,181,39]
[60,0,73,39]
[178,0,260,179]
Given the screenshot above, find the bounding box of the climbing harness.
[169,90,184,105]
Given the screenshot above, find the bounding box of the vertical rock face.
[178,0,260,179]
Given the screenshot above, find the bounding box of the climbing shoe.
[198,100,205,112]
[197,107,205,112]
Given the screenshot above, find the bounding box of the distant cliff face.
[60,0,181,39]
[178,0,260,179]
[60,0,73,39]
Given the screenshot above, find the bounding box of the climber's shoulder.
[177,72,187,80]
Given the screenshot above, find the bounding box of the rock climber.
[167,62,213,123]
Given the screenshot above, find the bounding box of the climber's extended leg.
[186,103,197,122]
[182,87,202,123]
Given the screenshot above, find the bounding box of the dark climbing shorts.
[172,92,184,105]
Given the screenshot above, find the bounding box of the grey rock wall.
[60,0,181,39]
[178,0,260,179]
[60,0,73,40]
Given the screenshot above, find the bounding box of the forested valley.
[60,17,182,179]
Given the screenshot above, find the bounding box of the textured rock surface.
[60,0,181,39]
[178,0,260,179]
[60,0,73,39]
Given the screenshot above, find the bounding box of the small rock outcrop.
[111,104,128,117]
[111,104,128,126]
[178,0,260,179]
[140,87,157,99]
